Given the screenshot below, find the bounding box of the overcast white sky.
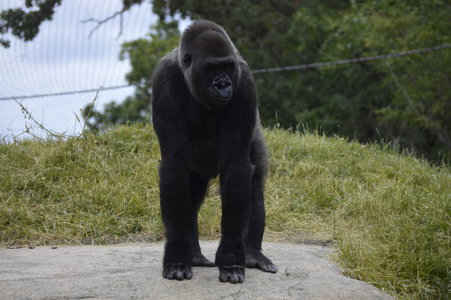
[0,0,187,140]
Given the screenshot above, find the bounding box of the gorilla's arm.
[152,54,196,280]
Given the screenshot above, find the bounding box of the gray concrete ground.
[0,241,393,299]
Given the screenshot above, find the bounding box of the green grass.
[1,124,450,299]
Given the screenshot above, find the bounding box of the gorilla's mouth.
[212,85,232,101]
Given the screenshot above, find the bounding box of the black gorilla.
[152,20,277,284]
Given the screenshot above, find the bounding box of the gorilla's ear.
[183,53,192,68]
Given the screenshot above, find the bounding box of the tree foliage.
[0,0,62,48]
[320,1,451,160]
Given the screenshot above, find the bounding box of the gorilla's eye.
[183,54,192,67]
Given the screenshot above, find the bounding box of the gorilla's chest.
[189,140,219,179]
[187,111,221,179]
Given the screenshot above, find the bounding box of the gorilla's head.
[178,20,241,108]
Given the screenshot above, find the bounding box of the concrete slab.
[0,241,393,299]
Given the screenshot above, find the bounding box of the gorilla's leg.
[189,172,215,267]
[216,160,253,283]
[245,135,278,273]
[245,170,278,273]
[160,158,195,280]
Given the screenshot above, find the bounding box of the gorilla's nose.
[213,75,232,89]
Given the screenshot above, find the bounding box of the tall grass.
[1,124,449,299]
[263,129,450,299]
[0,125,163,244]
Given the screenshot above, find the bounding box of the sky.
[0,0,187,141]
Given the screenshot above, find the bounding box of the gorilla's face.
[179,29,238,108]
[203,56,235,103]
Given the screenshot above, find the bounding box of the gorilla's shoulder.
[152,48,183,82]
[154,48,180,71]
[161,48,179,63]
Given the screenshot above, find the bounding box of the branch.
[386,64,420,116]
[82,6,129,39]
[13,97,67,140]
[387,63,451,148]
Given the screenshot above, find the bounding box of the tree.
[318,0,451,160]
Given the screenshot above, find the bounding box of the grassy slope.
[1,124,450,299]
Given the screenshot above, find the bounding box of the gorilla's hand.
[162,263,193,281]
[218,265,245,284]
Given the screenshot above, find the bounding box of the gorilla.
[152,20,277,284]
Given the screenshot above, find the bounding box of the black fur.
[152,20,277,284]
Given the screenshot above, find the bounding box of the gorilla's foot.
[218,265,245,284]
[162,263,193,280]
[192,253,215,267]
[246,250,278,273]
